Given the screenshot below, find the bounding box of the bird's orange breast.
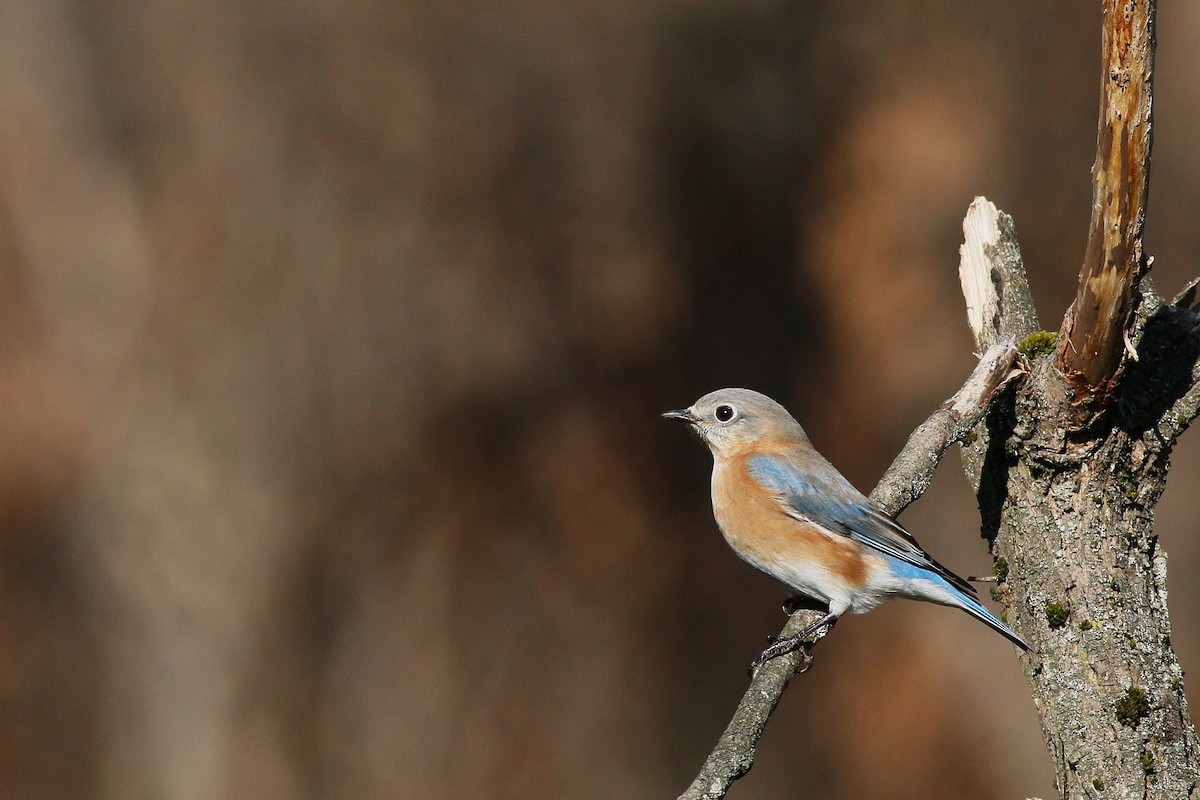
[711,450,870,591]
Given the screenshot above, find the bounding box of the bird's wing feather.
[747,453,977,597]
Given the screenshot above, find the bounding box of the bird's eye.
[715,404,735,423]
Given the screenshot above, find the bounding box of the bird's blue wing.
[748,453,977,597]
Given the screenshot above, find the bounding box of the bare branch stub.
[1057,0,1156,421]
[959,197,1039,352]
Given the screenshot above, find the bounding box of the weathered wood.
[959,197,1039,352]
[1057,0,1156,424]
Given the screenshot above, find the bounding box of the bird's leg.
[750,612,838,673]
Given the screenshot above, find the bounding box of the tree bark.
[960,226,1200,800]
[952,3,1200,797]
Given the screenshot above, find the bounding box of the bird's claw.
[747,636,814,678]
[757,633,803,664]
[748,613,837,677]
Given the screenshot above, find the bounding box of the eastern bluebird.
[665,388,1029,665]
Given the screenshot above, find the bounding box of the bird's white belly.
[712,487,889,617]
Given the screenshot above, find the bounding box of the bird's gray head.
[662,388,808,456]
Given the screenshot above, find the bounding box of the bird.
[664,387,1029,666]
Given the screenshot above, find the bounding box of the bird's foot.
[748,613,838,677]
[753,634,803,666]
[748,636,815,678]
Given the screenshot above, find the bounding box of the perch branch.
[676,345,1024,800]
[872,344,1027,516]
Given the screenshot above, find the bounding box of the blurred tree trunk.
[960,2,1200,797]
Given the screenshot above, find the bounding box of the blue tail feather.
[956,592,1030,651]
[883,555,1029,651]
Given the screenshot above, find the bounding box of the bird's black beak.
[662,408,700,424]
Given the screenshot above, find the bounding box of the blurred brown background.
[1,2,1198,798]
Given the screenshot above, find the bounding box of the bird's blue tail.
[882,554,1030,652]
[956,592,1030,652]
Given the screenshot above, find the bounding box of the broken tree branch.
[1056,0,1156,420]
[959,197,1040,353]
